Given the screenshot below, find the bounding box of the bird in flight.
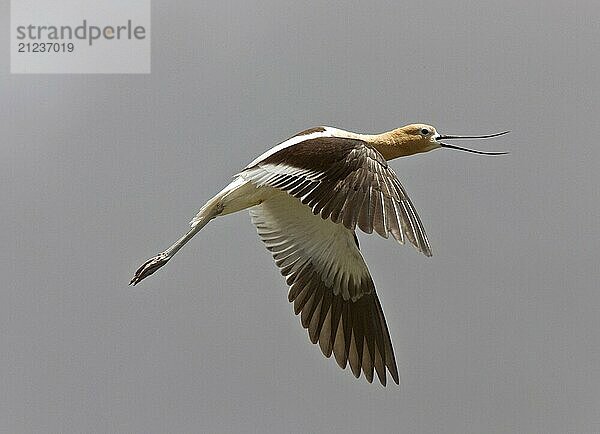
[130,124,508,386]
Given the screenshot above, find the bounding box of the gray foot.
[130,253,170,285]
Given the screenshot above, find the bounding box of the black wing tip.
[389,366,400,385]
[353,365,400,386]
[299,299,401,387]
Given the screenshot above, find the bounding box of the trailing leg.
[129,206,219,285]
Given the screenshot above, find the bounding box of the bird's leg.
[130,177,261,285]
[130,207,219,285]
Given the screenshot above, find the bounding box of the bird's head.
[375,123,509,160]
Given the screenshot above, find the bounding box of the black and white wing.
[250,191,399,385]
[242,128,432,256]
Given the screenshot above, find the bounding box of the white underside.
[249,190,372,301]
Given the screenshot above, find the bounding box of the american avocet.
[130,124,508,385]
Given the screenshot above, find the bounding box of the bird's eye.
[420,128,429,135]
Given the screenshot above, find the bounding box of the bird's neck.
[363,129,430,160]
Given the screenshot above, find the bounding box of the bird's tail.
[189,176,265,227]
[189,195,223,229]
[189,180,232,228]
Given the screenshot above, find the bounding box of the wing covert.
[242,134,432,256]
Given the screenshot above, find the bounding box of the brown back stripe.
[261,136,368,172]
[294,126,327,136]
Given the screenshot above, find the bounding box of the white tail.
[190,176,268,227]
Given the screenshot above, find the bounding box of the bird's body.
[131,124,508,386]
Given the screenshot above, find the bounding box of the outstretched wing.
[242,131,432,256]
[250,191,399,385]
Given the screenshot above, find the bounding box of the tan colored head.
[371,123,509,160]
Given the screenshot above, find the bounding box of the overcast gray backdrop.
[2,0,599,433]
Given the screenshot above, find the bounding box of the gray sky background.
[2,1,599,433]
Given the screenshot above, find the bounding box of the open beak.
[436,130,509,155]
